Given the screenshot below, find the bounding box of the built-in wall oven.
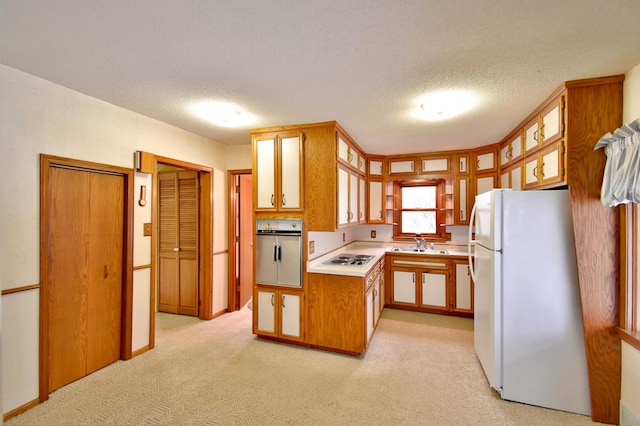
[255,219,302,288]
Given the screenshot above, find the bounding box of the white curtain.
[595,119,640,207]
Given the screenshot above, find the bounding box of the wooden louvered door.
[158,171,199,316]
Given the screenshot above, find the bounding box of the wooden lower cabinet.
[388,254,473,318]
[254,287,304,343]
[307,259,384,354]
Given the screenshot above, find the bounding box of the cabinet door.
[359,155,367,174]
[389,159,415,174]
[369,160,383,176]
[373,276,382,325]
[256,290,276,334]
[511,134,522,159]
[392,270,416,304]
[539,143,563,186]
[359,176,366,223]
[499,143,510,167]
[476,152,495,171]
[454,262,472,312]
[338,167,349,226]
[368,180,383,223]
[500,170,510,188]
[457,154,469,174]
[280,135,301,209]
[523,155,538,188]
[540,98,563,146]
[524,118,540,153]
[511,165,522,190]
[349,147,360,169]
[338,136,349,163]
[349,171,358,224]
[421,272,447,308]
[421,157,450,174]
[456,177,468,224]
[281,292,301,338]
[255,137,276,209]
[366,286,374,345]
[475,175,495,197]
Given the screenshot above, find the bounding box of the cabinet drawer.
[390,258,448,269]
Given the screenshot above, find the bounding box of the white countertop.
[307,242,469,277]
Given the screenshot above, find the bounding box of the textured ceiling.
[2,1,640,155]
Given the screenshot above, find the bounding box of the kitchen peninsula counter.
[307,242,469,277]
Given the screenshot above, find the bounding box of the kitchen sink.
[390,247,449,254]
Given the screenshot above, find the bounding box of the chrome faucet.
[414,237,426,251]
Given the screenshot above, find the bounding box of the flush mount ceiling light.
[413,90,478,121]
[191,101,255,128]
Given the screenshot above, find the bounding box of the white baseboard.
[621,400,640,426]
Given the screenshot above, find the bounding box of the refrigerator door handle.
[468,200,479,284]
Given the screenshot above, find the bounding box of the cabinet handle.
[540,162,545,178]
[282,294,286,308]
[270,194,274,206]
[533,166,538,177]
[540,124,545,141]
[412,273,415,283]
[379,164,383,174]
[379,210,383,220]
[460,209,464,221]
[103,264,109,279]
[282,193,286,206]
[533,130,538,142]
[507,147,513,160]
[476,159,480,170]
[271,294,275,306]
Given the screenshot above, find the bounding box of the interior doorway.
[145,153,214,352]
[228,170,253,311]
[157,169,200,316]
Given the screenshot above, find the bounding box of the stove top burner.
[323,253,375,267]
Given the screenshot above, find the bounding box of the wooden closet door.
[47,167,123,392]
[158,171,199,316]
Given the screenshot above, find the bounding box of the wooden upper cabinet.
[253,130,303,211]
[524,95,565,154]
[472,146,498,172]
[456,153,469,175]
[337,133,365,175]
[338,136,350,163]
[388,158,416,175]
[368,158,384,176]
[368,179,384,223]
[420,155,451,174]
[523,140,565,189]
[499,131,523,167]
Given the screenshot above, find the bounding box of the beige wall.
[0,65,251,414]
[621,62,640,421]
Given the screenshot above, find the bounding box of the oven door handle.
[277,244,282,262]
[273,243,278,262]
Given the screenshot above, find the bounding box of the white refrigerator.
[469,189,591,415]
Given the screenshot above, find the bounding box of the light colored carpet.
[7,307,604,425]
